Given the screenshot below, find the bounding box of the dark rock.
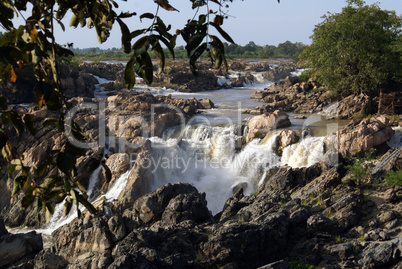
[307,214,339,234]
[0,231,43,268]
[327,243,354,261]
[33,251,68,269]
[161,192,213,226]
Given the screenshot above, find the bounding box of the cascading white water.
[388,126,402,148]
[148,124,327,214]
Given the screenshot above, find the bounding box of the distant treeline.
[71,40,306,60]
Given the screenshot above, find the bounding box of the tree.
[0,0,279,222]
[299,0,402,94]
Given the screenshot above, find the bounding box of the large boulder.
[0,219,43,268]
[245,110,291,142]
[324,116,395,156]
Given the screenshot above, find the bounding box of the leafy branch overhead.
[0,0,279,222]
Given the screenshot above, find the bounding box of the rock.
[160,192,213,225]
[0,229,43,268]
[105,153,130,181]
[124,183,204,226]
[307,214,339,234]
[33,251,68,269]
[283,76,298,87]
[51,215,113,265]
[107,215,127,242]
[260,164,322,192]
[118,141,154,210]
[201,221,288,268]
[327,243,354,261]
[246,110,291,142]
[198,98,215,109]
[324,116,395,156]
[251,91,269,99]
[359,241,396,267]
[258,260,290,269]
[278,129,300,149]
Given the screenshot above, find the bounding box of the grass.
[359,233,365,241]
[389,115,400,121]
[195,251,204,262]
[289,261,315,269]
[279,202,287,208]
[238,214,244,223]
[300,199,308,207]
[335,235,341,243]
[384,170,402,187]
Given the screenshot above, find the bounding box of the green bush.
[298,70,311,82]
[384,170,402,187]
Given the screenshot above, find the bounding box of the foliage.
[299,0,402,95]
[0,0,277,222]
[298,69,311,82]
[384,170,402,187]
[345,149,376,185]
[289,261,315,269]
[70,40,306,61]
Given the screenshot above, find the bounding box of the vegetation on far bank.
[71,40,306,62]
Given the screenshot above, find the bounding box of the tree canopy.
[299,0,402,94]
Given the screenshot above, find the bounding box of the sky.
[12,0,402,49]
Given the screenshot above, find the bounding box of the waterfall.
[387,126,402,148]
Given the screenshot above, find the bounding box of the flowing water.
[9,69,401,237]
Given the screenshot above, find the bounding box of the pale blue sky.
[14,0,402,48]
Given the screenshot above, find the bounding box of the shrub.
[384,170,402,187]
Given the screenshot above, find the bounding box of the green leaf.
[1,112,12,125]
[124,57,136,89]
[0,95,7,110]
[139,12,154,22]
[77,194,97,214]
[134,51,153,85]
[63,198,72,217]
[132,36,149,51]
[11,175,28,198]
[22,114,37,136]
[210,22,235,44]
[117,18,131,54]
[190,42,207,74]
[36,197,42,221]
[57,151,76,175]
[7,164,16,178]
[152,42,165,75]
[0,128,9,149]
[10,112,24,137]
[130,29,147,39]
[185,33,206,57]
[42,117,58,127]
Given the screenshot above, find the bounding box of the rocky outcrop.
[245,110,291,142]
[0,218,43,268]
[0,65,98,104]
[324,116,395,156]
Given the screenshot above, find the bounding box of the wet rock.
[198,98,215,109]
[278,129,300,149]
[246,110,291,142]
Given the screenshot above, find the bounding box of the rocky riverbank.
[1,58,402,268]
[1,107,401,268]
